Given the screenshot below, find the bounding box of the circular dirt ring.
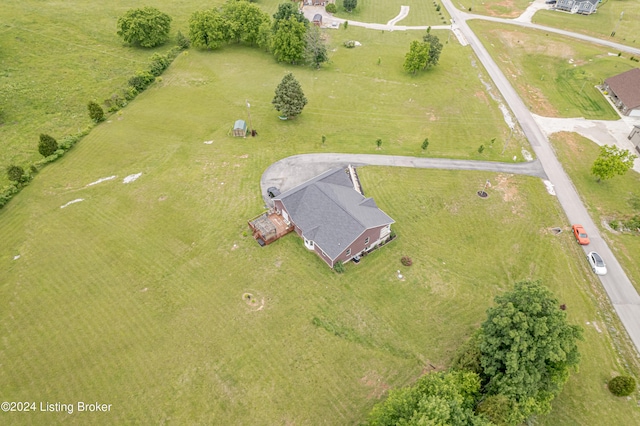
[477,190,488,198]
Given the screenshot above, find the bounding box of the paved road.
[260,153,546,204]
[441,0,640,354]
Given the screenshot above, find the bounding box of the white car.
[587,251,607,275]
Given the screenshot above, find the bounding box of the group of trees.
[188,1,328,67]
[404,31,444,74]
[368,280,584,425]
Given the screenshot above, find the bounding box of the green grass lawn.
[470,20,626,119]
[1,37,640,424]
[333,0,451,26]
[549,132,640,294]
[534,0,640,49]
[454,0,531,18]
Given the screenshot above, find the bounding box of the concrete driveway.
[260,153,546,206]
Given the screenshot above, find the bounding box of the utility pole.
[246,99,253,135]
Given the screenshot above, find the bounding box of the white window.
[364,237,370,245]
[346,248,351,256]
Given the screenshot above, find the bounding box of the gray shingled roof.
[275,168,394,260]
[605,68,640,111]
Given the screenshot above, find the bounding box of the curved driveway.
[260,154,546,203]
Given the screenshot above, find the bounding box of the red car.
[572,224,590,245]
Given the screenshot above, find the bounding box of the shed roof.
[605,68,640,111]
[274,168,394,260]
[234,119,247,130]
[313,14,323,21]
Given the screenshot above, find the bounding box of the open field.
[1,34,640,424]
[0,10,523,188]
[454,0,531,18]
[471,20,627,119]
[549,132,640,294]
[333,0,451,26]
[534,0,640,49]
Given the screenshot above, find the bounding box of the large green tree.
[189,9,230,49]
[368,370,491,425]
[591,144,637,182]
[272,73,307,118]
[272,2,308,32]
[403,40,430,74]
[271,16,307,64]
[304,26,328,69]
[423,33,443,68]
[222,0,270,45]
[479,280,583,423]
[343,0,358,12]
[116,7,172,48]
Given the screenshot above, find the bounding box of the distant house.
[272,167,395,268]
[603,68,640,117]
[630,125,640,153]
[313,14,323,26]
[555,0,598,14]
[233,119,247,137]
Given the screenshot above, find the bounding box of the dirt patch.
[485,0,523,18]
[493,174,523,215]
[493,30,576,59]
[553,132,583,155]
[242,293,265,311]
[360,371,391,399]
[474,90,489,105]
[521,83,559,117]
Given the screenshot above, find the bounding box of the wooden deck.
[248,212,293,246]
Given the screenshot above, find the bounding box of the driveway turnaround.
[441,0,640,354]
[260,153,546,202]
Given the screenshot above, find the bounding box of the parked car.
[586,251,607,275]
[572,224,590,245]
[267,187,281,198]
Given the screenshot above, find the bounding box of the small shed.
[313,14,323,26]
[233,119,247,137]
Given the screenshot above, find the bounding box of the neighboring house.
[233,119,247,137]
[603,68,640,117]
[630,125,640,153]
[272,167,395,268]
[555,0,598,14]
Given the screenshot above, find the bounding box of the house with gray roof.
[555,0,598,14]
[272,167,395,268]
[604,68,640,117]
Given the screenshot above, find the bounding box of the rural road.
[440,0,640,354]
[261,154,546,200]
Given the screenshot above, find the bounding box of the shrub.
[123,86,138,101]
[6,165,25,182]
[128,71,155,92]
[87,101,105,122]
[326,3,337,13]
[344,40,356,48]
[422,138,429,150]
[38,134,58,157]
[0,183,20,208]
[478,144,485,154]
[608,375,636,396]
[401,256,412,266]
[334,261,345,273]
[176,31,190,49]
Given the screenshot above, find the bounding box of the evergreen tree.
[38,134,58,157]
[87,101,105,123]
[272,73,307,118]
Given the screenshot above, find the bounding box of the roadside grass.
[470,20,625,119]
[534,1,640,49]
[549,132,640,294]
[1,46,639,424]
[333,0,451,26]
[453,0,531,18]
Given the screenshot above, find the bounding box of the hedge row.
[1,44,186,209]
